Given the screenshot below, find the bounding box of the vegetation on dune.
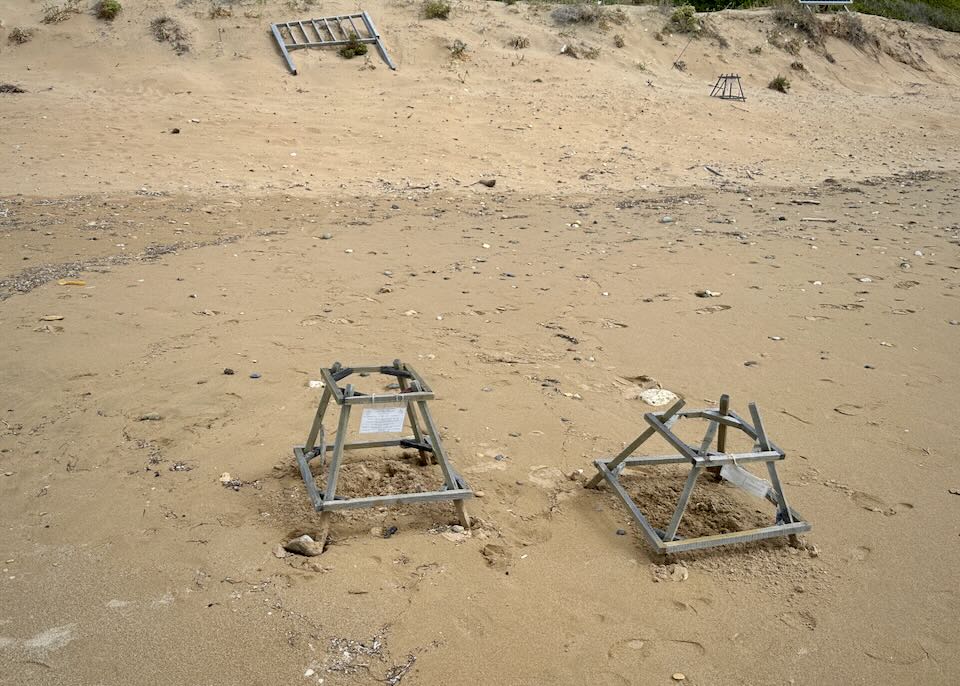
[338,33,368,59]
[769,73,791,92]
[96,0,122,21]
[423,0,452,19]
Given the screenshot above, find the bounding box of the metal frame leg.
[271,23,297,75]
[322,386,354,506]
[708,394,730,481]
[400,377,432,465]
[304,386,332,457]
[417,399,470,528]
[663,466,703,542]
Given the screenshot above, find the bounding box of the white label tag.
[720,464,772,499]
[359,407,407,434]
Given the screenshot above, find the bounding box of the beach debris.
[0,83,27,94]
[616,528,627,536]
[383,526,399,539]
[39,315,64,321]
[138,412,162,421]
[219,472,232,483]
[660,216,675,224]
[478,178,496,187]
[249,372,261,379]
[57,279,86,286]
[270,12,396,75]
[694,289,721,298]
[639,388,679,407]
[284,534,324,557]
[672,674,687,682]
[169,462,192,472]
[223,368,235,375]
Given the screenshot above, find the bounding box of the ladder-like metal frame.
[586,395,811,555]
[710,74,746,102]
[294,360,472,547]
[270,11,396,74]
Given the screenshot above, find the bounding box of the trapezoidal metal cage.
[293,360,472,545]
[586,395,811,555]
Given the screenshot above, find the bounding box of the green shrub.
[423,0,451,19]
[338,33,368,59]
[96,0,122,20]
[667,4,700,33]
[769,74,791,92]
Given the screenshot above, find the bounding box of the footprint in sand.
[607,637,706,662]
[851,545,872,561]
[779,610,818,631]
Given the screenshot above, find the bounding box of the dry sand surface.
[2,1,960,684]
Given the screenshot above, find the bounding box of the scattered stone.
[949,320,959,326]
[857,276,873,283]
[948,489,960,496]
[219,472,232,483]
[478,179,496,188]
[321,233,332,240]
[138,412,162,421]
[639,388,679,407]
[694,289,721,298]
[451,525,465,534]
[170,128,180,134]
[273,544,289,559]
[39,314,64,321]
[383,525,398,539]
[672,673,686,682]
[744,360,759,367]
[250,372,261,379]
[223,368,235,375]
[660,216,675,224]
[769,336,784,341]
[474,490,485,498]
[651,562,688,582]
[284,534,324,557]
[616,529,626,536]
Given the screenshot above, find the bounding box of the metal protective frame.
[271,11,397,74]
[710,74,746,102]
[294,360,472,539]
[586,395,811,554]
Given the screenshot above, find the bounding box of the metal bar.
[271,24,298,75]
[765,461,796,524]
[404,363,432,393]
[748,402,771,450]
[645,413,700,463]
[347,15,360,38]
[416,399,458,490]
[362,11,397,71]
[400,373,431,464]
[321,17,335,41]
[334,17,349,40]
[727,410,785,456]
[698,450,784,465]
[322,385,353,504]
[708,394,730,480]
[320,489,473,511]
[663,466,703,542]
[297,21,310,44]
[309,19,324,43]
[304,386,332,453]
[699,421,718,456]
[679,410,745,430]
[294,446,324,510]
[599,453,691,467]
[586,399,685,488]
[594,461,667,553]
[320,369,344,404]
[314,437,416,451]
[344,391,434,405]
[661,521,811,553]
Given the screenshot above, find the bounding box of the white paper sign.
[359,407,407,434]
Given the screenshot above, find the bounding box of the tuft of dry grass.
[769,74,791,93]
[422,0,451,20]
[96,0,122,21]
[508,35,530,50]
[150,16,191,55]
[42,0,81,24]
[8,27,36,44]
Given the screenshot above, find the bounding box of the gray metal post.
[304,385,332,455]
[271,23,297,75]
[322,385,354,504]
[663,466,703,542]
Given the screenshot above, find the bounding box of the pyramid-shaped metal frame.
[294,360,472,543]
[586,395,810,554]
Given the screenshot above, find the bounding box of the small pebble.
[383,526,398,539]
[250,372,261,379]
[660,216,675,224]
[451,525,465,534]
[223,368,235,375]
[138,412,162,421]
[616,529,627,536]
[321,233,332,240]
[672,673,686,682]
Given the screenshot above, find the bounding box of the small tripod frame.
[294,360,472,545]
[586,395,810,555]
[710,73,746,101]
